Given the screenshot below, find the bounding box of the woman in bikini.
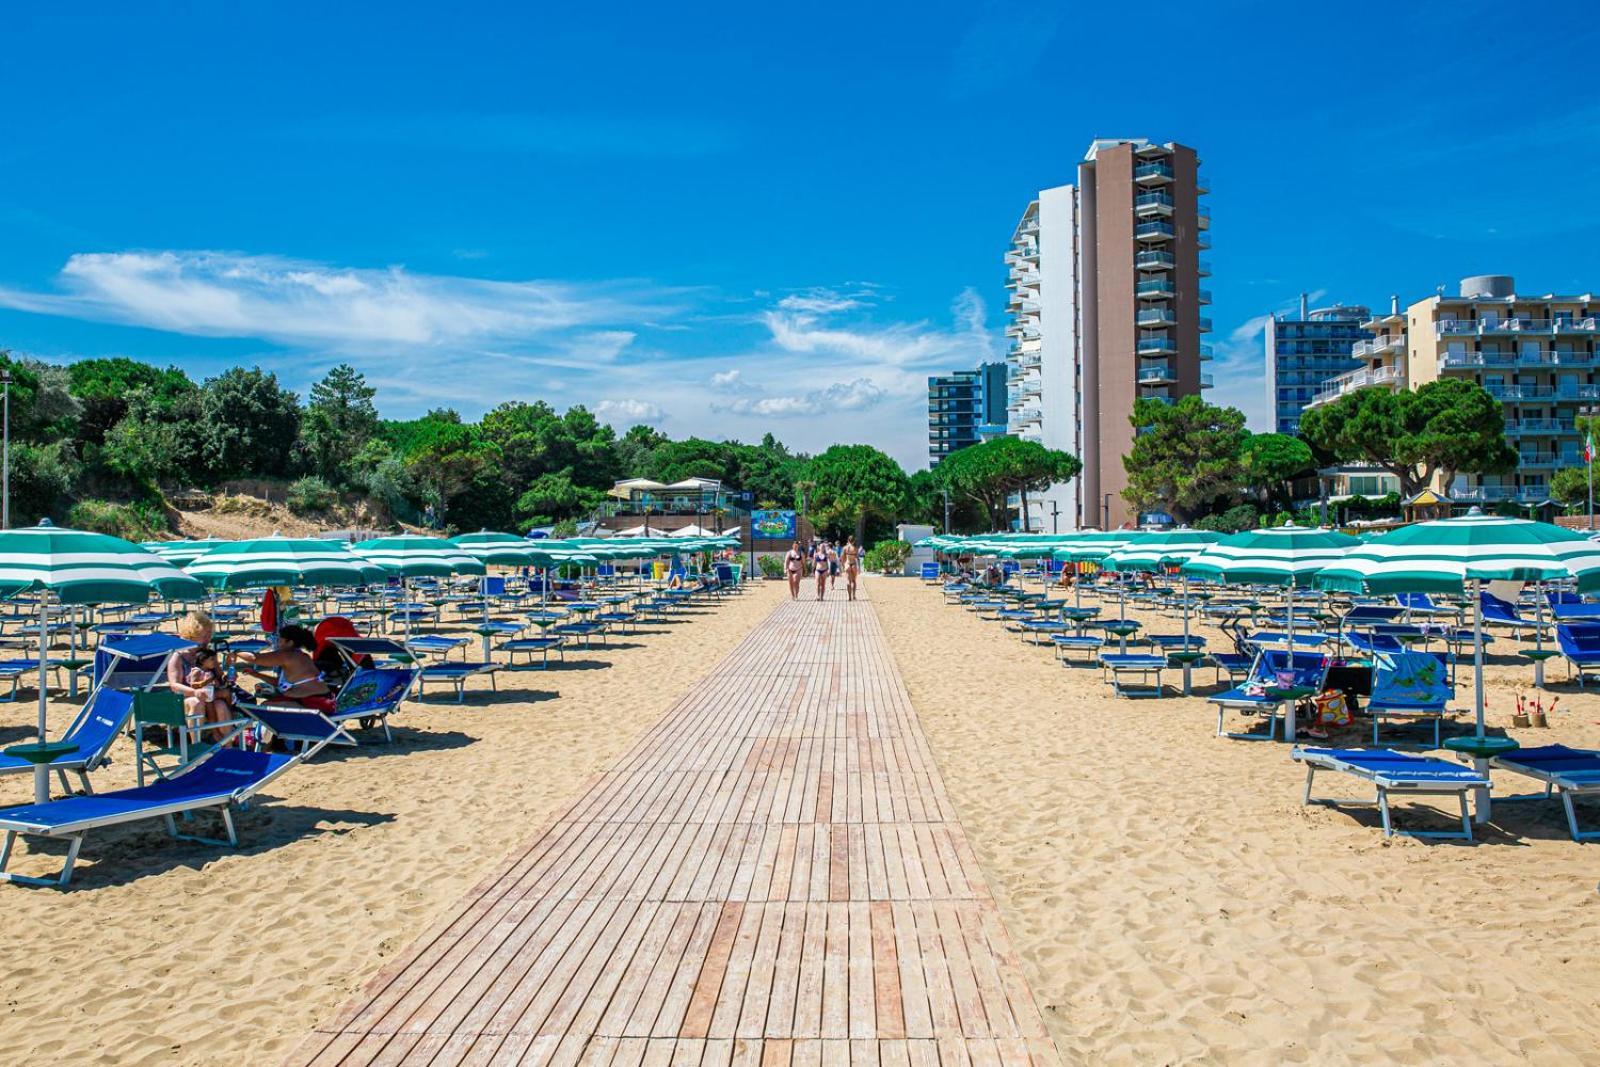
[237,624,335,712]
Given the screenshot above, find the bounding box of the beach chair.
[0,689,135,796]
[1210,649,1330,741]
[1551,601,1600,622]
[1396,592,1458,619]
[501,635,566,668]
[405,634,469,660]
[1490,744,1600,842]
[920,561,940,582]
[325,666,417,740]
[1292,747,1489,840]
[1244,630,1331,651]
[416,661,502,703]
[1098,652,1169,698]
[1556,622,1600,686]
[0,745,313,888]
[1051,634,1104,666]
[1368,650,1454,746]
[1480,591,1538,639]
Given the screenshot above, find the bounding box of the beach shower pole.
[2,367,11,529]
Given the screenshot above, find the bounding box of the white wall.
[1036,182,1081,531]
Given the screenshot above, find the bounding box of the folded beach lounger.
[1556,622,1600,686]
[1098,652,1169,698]
[0,659,91,701]
[1491,744,1600,841]
[1210,652,1254,685]
[1396,592,1459,619]
[1292,746,1489,840]
[1244,630,1331,651]
[921,562,941,582]
[0,746,310,888]
[1211,650,1330,741]
[502,635,566,668]
[406,634,470,660]
[1051,634,1104,666]
[1020,619,1067,645]
[1368,650,1454,747]
[321,667,417,741]
[1147,634,1205,653]
[0,689,134,796]
[418,662,502,703]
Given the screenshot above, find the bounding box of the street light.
[1,367,11,530]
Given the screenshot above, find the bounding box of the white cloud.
[594,398,665,425]
[0,250,673,349]
[709,368,749,391]
[713,378,886,419]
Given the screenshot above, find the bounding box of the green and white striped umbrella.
[1102,530,1222,572]
[1316,514,1600,595]
[141,538,229,566]
[1051,531,1141,562]
[1181,525,1359,587]
[353,535,487,578]
[186,536,385,590]
[448,530,542,567]
[0,521,204,604]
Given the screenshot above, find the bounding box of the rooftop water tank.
[1460,275,1514,299]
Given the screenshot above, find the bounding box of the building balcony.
[1447,483,1551,504]
[1135,162,1174,184]
[1509,419,1574,436]
[1198,316,1213,333]
[1013,407,1042,425]
[1309,365,1406,406]
[1198,258,1212,277]
[1519,453,1584,470]
[1137,278,1176,300]
[1135,191,1174,216]
[1197,211,1210,230]
[1198,288,1212,305]
[1197,232,1211,250]
[1136,250,1175,271]
[1351,336,1405,359]
[1485,383,1555,400]
[1200,372,1214,389]
[1555,317,1600,334]
[1196,169,1210,193]
[1138,364,1175,384]
[1136,306,1177,327]
[1200,344,1214,361]
[1135,220,1176,242]
[1137,336,1178,356]
[1013,349,1042,369]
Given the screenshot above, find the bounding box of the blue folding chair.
[1368,650,1453,746]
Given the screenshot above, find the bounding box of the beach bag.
[1312,688,1352,728]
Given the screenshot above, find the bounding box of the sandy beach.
[870,576,1600,1065]
[0,585,782,1066]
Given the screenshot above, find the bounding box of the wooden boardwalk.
[291,588,1055,1067]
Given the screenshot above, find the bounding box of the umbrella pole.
[1284,583,1297,743]
[1534,580,1545,689]
[481,570,493,662]
[1182,573,1193,696]
[34,591,50,803]
[1473,580,1486,738]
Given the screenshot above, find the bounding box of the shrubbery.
[862,539,911,574]
[285,475,338,516]
[66,499,168,541]
[757,554,784,579]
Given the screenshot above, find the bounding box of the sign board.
[751,509,797,540]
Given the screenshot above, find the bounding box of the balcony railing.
[1508,419,1574,435]
[1137,307,1176,327]
[1518,452,1583,469]
[1198,316,1213,333]
[1446,484,1551,503]
[1136,250,1175,271]
[1013,407,1042,424]
[1136,220,1176,242]
[1198,258,1212,276]
[1135,191,1174,214]
[1138,364,1174,383]
[1198,288,1212,305]
[1135,162,1174,183]
[1199,344,1214,361]
[1137,278,1176,298]
[1200,372,1214,389]
[1351,336,1404,359]
[1137,337,1178,355]
[1437,317,1599,337]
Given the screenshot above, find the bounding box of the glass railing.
[1135,192,1173,210]
[1200,373,1214,388]
[1135,162,1174,181]
[1136,308,1175,326]
[1198,317,1213,333]
[1138,365,1173,382]
[1136,279,1175,296]
[1137,338,1178,354]
[1136,221,1176,240]
[1136,251,1175,269]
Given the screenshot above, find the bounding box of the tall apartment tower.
[927,362,1008,465]
[1265,297,1372,435]
[1004,138,1212,530]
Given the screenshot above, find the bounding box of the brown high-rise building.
[1004,139,1212,530]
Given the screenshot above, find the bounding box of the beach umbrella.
[449,531,547,658]
[1183,525,1360,740]
[1317,512,1600,747]
[0,521,204,801]
[1104,529,1222,679]
[354,535,486,642]
[142,538,229,566]
[186,535,385,590]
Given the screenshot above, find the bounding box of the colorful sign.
[751,509,797,540]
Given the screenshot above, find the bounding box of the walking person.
[785,541,804,600]
[843,536,861,601]
[812,539,830,601]
[828,541,840,590]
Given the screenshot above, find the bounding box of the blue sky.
[4,1,1600,469]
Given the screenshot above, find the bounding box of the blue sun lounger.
[417,661,502,703]
[1368,650,1454,747]
[1098,652,1169,698]
[1292,747,1489,840]
[317,667,417,741]
[1480,591,1538,638]
[406,634,469,660]
[1396,592,1459,620]
[1556,623,1600,686]
[501,635,566,668]
[0,689,135,796]
[1490,744,1600,841]
[1051,634,1104,666]
[0,746,308,888]
[1211,649,1330,741]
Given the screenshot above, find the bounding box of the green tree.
[514,467,606,529]
[8,441,81,525]
[1123,395,1250,523]
[403,420,496,526]
[302,364,379,483]
[803,444,909,543]
[67,357,192,445]
[932,437,1082,531]
[0,353,82,443]
[615,423,667,476]
[1240,432,1315,507]
[1298,379,1517,499]
[197,367,301,481]
[1550,466,1590,512]
[479,401,619,488]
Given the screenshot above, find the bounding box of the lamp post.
[1,367,10,529]
[1050,500,1060,535]
[1102,493,1111,531]
[940,487,951,533]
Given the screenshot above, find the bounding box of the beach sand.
[870,576,1600,1065]
[0,583,784,1066]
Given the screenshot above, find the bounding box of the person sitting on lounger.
[237,625,335,712]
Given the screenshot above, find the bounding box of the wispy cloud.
[712,378,886,419]
[0,251,674,349]
[594,398,665,425]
